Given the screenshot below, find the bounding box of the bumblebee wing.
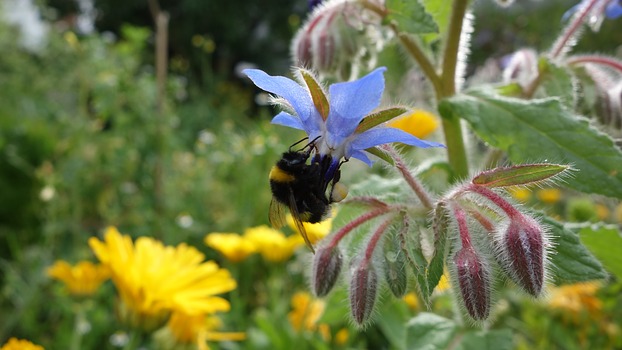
[287,189,315,254]
[269,197,287,229]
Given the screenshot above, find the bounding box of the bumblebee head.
[277,150,310,172]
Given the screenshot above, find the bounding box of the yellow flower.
[244,226,300,262]
[156,311,245,350]
[387,109,439,139]
[288,291,326,332]
[89,227,237,331]
[204,232,256,262]
[286,213,334,245]
[509,187,532,202]
[47,260,110,296]
[548,281,602,324]
[335,328,349,346]
[403,292,419,310]
[0,338,44,350]
[537,188,562,204]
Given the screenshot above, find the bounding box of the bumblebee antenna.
[289,137,309,151]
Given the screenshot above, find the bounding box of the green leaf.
[439,90,622,199]
[386,0,439,34]
[426,201,450,297]
[376,300,410,350]
[405,313,457,349]
[300,69,329,121]
[356,107,408,133]
[401,218,432,307]
[365,146,395,166]
[578,224,622,278]
[421,0,452,42]
[455,329,514,350]
[544,217,608,284]
[472,164,570,188]
[537,58,576,108]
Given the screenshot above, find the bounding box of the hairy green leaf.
[300,70,329,121]
[386,0,438,34]
[356,107,408,133]
[544,217,608,284]
[578,224,622,278]
[439,90,622,199]
[472,164,570,188]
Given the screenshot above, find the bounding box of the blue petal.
[244,69,314,123]
[271,112,304,130]
[326,67,387,139]
[349,150,374,166]
[606,0,622,18]
[348,127,445,156]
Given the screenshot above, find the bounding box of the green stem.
[438,0,470,180]
[395,30,442,97]
[70,303,86,350]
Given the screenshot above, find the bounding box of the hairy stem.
[381,145,434,209]
[548,0,600,59]
[567,54,622,73]
[363,215,395,265]
[439,0,470,180]
[329,205,391,248]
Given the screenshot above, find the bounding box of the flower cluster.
[87,227,243,348]
[205,216,334,263]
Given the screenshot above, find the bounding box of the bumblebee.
[269,139,347,252]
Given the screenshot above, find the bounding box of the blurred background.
[0,0,621,349]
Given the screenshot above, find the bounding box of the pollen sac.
[499,216,546,297]
[452,246,492,321]
[311,245,343,297]
[330,182,348,203]
[349,261,379,326]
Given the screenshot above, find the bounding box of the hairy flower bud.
[383,235,408,298]
[502,48,538,89]
[497,215,547,297]
[349,261,378,326]
[452,246,492,321]
[311,245,343,297]
[291,0,387,80]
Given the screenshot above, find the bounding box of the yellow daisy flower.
[0,338,44,350]
[509,187,532,202]
[243,226,300,262]
[204,232,256,262]
[156,310,245,350]
[537,188,562,204]
[47,260,110,296]
[548,281,602,324]
[286,213,334,245]
[388,109,439,140]
[288,291,326,332]
[89,227,237,331]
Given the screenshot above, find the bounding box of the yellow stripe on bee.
[270,166,295,182]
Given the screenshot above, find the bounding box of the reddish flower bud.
[311,245,343,297]
[349,261,378,326]
[291,0,386,80]
[452,246,492,321]
[497,215,547,297]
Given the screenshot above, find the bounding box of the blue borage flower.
[606,0,622,18]
[244,67,445,180]
[563,0,622,21]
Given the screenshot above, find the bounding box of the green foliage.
[578,224,622,278]
[385,0,438,34]
[439,90,622,199]
[544,217,608,284]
